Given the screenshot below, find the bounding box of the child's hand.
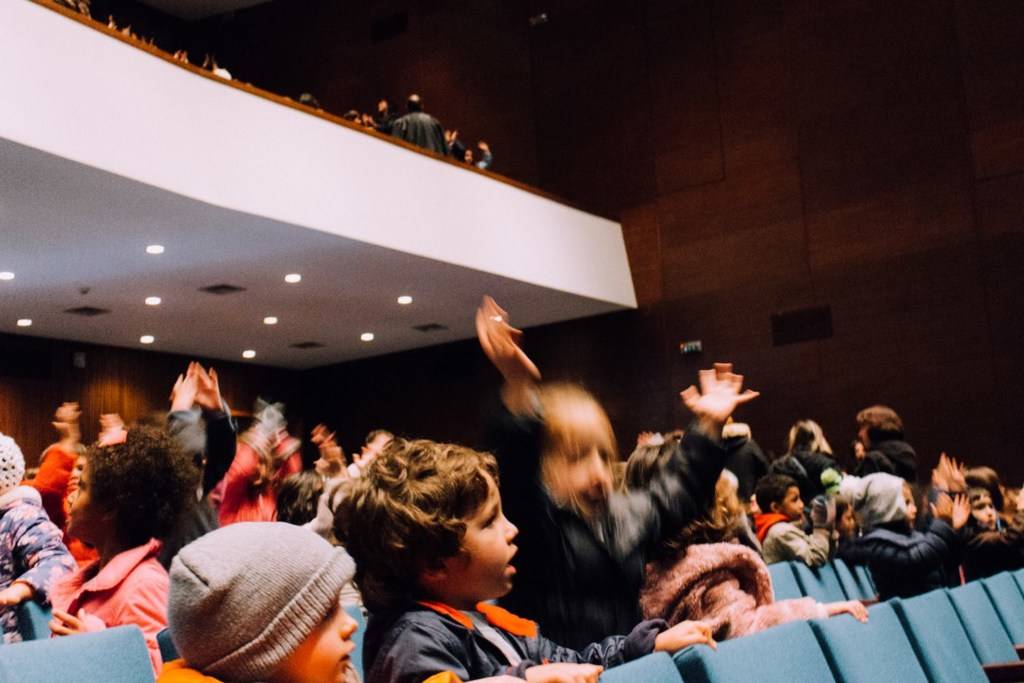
[0,581,33,606]
[194,365,223,412]
[654,620,716,652]
[170,362,201,412]
[311,424,337,449]
[950,493,971,530]
[97,413,127,446]
[826,600,869,622]
[524,663,603,683]
[50,608,100,636]
[476,296,541,413]
[680,363,759,438]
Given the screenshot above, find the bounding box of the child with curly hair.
[48,425,198,674]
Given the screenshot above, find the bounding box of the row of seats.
[767,558,877,603]
[674,568,1024,683]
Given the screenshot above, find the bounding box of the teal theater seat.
[674,619,836,683]
[0,625,154,683]
[891,590,987,683]
[600,652,682,683]
[947,582,1019,665]
[982,573,1024,643]
[791,562,847,603]
[810,602,928,683]
[15,601,51,642]
[832,559,874,601]
[767,561,804,600]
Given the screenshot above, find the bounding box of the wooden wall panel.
[0,333,297,468]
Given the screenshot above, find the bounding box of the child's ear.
[417,562,450,594]
[769,501,782,515]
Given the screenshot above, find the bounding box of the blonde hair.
[538,383,617,511]
[786,419,833,455]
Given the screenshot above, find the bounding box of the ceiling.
[136,0,273,20]
[0,139,625,369]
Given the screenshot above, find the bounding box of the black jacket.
[485,405,725,649]
[774,448,838,501]
[363,602,664,683]
[838,519,956,599]
[723,436,769,501]
[854,438,918,483]
[390,111,447,155]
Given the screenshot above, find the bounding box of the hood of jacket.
[753,513,791,542]
[839,473,907,531]
[0,484,43,512]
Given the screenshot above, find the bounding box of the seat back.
[673,619,836,683]
[0,625,154,683]
[853,563,876,595]
[982,573,1024,643]
[600,652,682,683]
[831,559,871,601]
[345,605,367,680]
[767,561,804,600]
[810,602,928,683]
[157,627,178,664]
[791,562,847,602]
[891,591,987,683]
[15,601,51,641]
[947,583,1018,664]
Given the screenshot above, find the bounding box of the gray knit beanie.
[839,472,908,531]
[168,522,356,681]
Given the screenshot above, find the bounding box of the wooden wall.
[27,0,1024,480]
[0,333,298,467]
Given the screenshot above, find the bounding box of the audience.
[390,94,448,155]
[853,405,918,482]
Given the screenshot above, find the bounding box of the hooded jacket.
[854,438,918,483]
[364,601,664,683]
[640,542,823,640]
[752,514,830,567]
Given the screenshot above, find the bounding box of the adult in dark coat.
[721,423,768,502]
[390,94,447,155]
[852,405,918,482]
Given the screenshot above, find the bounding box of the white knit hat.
[0,432,26,495]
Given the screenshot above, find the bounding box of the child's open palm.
[680,364,759,436]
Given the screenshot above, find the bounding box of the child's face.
[772,486,804,521]
[838,506,857,539]
[544,446,613,518]
[971,493,998,530]
[66,461,106,546]
[270,603,358,683]
[423,478,519,610]
[902,484,918,527]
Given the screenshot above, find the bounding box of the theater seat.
[600,652,682,683]
[832,559,875,602]
[345,605,367,680]
[947,583,1020,665]
[891,591,987,683]
[768,562,804,600]
[810,602,928,683]
[15,601,51,641]
[982,573,1024,644]
[791,562,847,603]
[673,619,836,683]
[0,625,154,683]
[853,564,876,596]
[156,628,178,664]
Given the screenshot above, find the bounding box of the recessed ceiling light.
[0,272,14,281]
[397,295,413,305]
[139,335,155,344]
[145,245,165,255]
[263,316,278,325]
[284,273,302,284]
[242,349,256,359]
[16,318,31,327]
[145,296,162,306]
[360,332,375,342]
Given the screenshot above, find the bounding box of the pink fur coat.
[641,542,823,640]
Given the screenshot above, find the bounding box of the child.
[0,432,76,643]
[276,471,325,525]
[779,419,839,501]
[476,296,757,647]
[753,474,831,566]
[837,472,968,599]
[48,426,197,673]
[633,445,867,640]
[335,437,716,683]
[158,522,359,683]
[219,401,302,526]
[24,402,82,530]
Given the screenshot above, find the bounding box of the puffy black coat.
[838,519,956,599]
[854,438,918,483]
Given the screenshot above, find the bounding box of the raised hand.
[476,296,541,414]
[97,413,126,446]
[170,362,200,412]
[680,363,759,438]
[52,401,82,443]
[655,620,716,652]
[951,493,971,530]
[194,365,223,412]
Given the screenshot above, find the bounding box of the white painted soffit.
[0,1,637,311]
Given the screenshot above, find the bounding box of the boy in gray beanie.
[161,522,359,683]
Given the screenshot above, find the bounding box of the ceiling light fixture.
[139,335,155,344]
[360,332,375,342]
[145,245,165,255]
[263,316,278,325]
[16,318,32,327]
[397,295,413,305]
[242,349,256,359]
[0,272,14,281]
[145,296,162,306]
[284,273,302,284]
